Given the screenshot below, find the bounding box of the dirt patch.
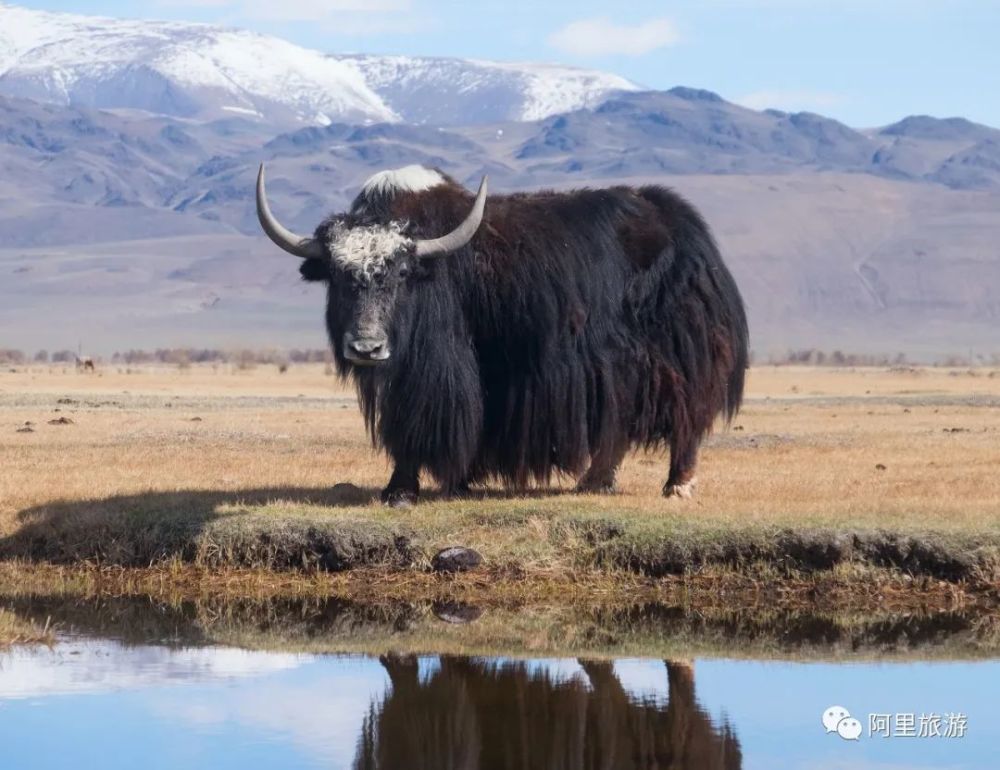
[704,432,796,450]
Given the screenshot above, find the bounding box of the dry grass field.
[1,363,999,588]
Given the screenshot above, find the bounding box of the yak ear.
[299,258,330,283]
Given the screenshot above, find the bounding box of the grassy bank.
[2,365,999,599]
[3,489,1000,586]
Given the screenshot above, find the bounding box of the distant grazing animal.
[257,164,748,505]
[76,356,95,372]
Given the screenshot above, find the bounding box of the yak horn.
[414,176,488,258]
[256,164,324,259]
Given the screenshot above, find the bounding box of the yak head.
[256,164,486,366]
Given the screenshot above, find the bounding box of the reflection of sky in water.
[696,660,998,770]
[0,639,996,770]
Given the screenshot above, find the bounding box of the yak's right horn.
[256,164,324,259]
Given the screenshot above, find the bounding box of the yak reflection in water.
[354,656,741,770]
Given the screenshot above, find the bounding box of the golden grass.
[1,363,999,589]
[0,607,53,648]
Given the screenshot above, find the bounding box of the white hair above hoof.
[663,477,697,499]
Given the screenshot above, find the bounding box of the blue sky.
[13,0,1000,128]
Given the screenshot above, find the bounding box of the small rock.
[16,426,34,433]
[875,463,887,471]
[433,601,484,624]
[48,417,74,425]
[189,417,203,422]
[432,546,483,573]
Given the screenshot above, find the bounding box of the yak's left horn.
[414,176,488,258]
[256,164,324,259]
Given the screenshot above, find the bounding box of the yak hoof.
[575,480,619,495]
[381,488,418,508]
[663,478,697,500]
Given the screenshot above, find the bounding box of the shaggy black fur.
[300,171,748,502]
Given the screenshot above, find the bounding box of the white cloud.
[548,17,679,57]
[0,639,307,700]
[737,89,847,113]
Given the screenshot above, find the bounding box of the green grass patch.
[4,488,1000,587]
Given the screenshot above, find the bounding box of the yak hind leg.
[663,433,699,499]
[381,460,420,508]
[576,436,629,495]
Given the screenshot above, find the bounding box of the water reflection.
[3,594,996,661]
[356,655,740,770]
[0,639,302,699]
[1,595,999,769]
[1,636,998,769]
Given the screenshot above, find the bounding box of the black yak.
[257,164,748,505]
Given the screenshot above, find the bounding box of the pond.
[1,597,996,769]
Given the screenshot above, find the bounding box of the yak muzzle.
[343,332,390,365]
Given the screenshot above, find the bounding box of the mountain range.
[1,2,998,360]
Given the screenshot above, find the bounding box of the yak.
[256,164,748,506]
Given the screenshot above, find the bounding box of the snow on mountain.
[0,2,397,125]
[0,3,639,127]
[336,54,641,124]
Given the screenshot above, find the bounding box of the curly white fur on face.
[328,222,412,280]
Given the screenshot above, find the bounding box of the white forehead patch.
[362,165,445,196]
[329,221,411,279]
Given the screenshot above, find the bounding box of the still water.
[1,602,997,770]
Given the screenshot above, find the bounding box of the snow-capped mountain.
[0,3,639,127]
[0,2,396,125]
[335,55,640,124]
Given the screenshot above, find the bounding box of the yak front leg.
[576,435,629,494]
[381,459,420,507]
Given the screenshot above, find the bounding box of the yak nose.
[344,333,390,363]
